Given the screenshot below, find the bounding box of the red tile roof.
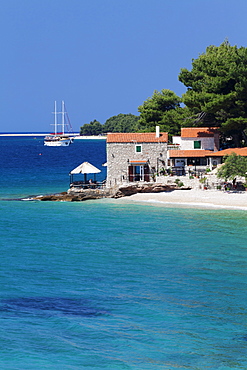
[212,148,247,157]
[169,150,215,158]
[107,132,168,143]
[181,127,218,138]
[169,147,247,158]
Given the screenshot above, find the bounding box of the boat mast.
[54,101,57,136]
[61,101,65,135]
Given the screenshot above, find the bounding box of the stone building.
[106,127,168,187]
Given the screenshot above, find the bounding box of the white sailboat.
[44,101,74,146]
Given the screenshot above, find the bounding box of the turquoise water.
[0,137,247,369]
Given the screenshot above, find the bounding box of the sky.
[1,0,247,132]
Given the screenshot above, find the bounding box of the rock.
[32,188,112,202]
[113,184,177,198]
[30,183,190,202]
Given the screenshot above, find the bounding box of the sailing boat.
[44,101,74,146]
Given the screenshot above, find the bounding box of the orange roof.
[212,147,247,157]
[169,149,215,158]
[107,132,168,143]
[181,127,218,138]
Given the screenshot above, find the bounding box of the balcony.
[167,144,180,150]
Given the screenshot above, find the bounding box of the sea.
[0,135,247,369]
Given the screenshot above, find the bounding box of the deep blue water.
[0,136,106,199]
[0,136,247,369]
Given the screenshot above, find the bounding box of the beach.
[123,188,247,210]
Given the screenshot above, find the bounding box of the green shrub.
[199,177,207,184]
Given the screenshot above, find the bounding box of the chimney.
[156,126,160,138]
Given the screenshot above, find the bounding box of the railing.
[167,144,180,150]
[70,181,106,189]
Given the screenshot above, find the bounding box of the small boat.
[44,101,74,147]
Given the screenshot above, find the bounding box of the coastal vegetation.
[179,40,247,147]
[80,41,247,147]
[217,153,247,183]
[80,114,140,135]
[79,119,102,136]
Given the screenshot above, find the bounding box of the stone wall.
[106,142,167,187]
[156,173,245,190]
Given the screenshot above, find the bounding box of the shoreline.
[0,133,106,139]
[26,187,247,211]
[118,189,247,210]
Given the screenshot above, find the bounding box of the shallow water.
[0,137,247,369]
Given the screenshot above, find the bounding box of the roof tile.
[181,127,218,138]
[212,148,247,157]
[169,150,215,158]
[107,132,168,143]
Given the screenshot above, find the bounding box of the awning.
[70,161,101,174]
[129,160,148,165]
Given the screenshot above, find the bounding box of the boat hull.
[44,136,73,146]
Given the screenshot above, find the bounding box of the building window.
[135,145,142,153]
[194,141,201,149]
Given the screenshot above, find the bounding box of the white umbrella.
[70,161,101,175]
[70,161,101,183]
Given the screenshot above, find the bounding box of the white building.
[168,127,220,174]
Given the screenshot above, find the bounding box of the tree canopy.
[217,153,247,182]
[137,89,185,136]
[80,114,140,135]
[80,120,102,136]
[103,113,140,133]
[179,41,247,146]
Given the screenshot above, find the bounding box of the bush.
[199,177,207,184]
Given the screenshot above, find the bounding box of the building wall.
[175,137,216,150]
[107,141,167,187]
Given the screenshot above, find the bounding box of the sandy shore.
[122,189,247,210]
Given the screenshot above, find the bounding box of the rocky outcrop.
[113,184,177,198]
[33,189,112,202]
[31,183,189,202]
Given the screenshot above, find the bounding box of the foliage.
[138,89,185,136]
[80,120,103,135]
[179,41,247,146]
[217,153,247,181]
[80,114,140,135]
[199,177,207,184]
[175,178,184,187]
[103,113,140,133]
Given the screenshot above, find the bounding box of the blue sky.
[1,0,247,132]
